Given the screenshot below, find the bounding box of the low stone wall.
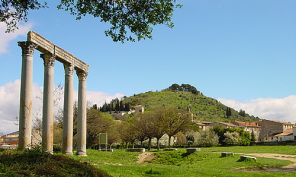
[221,152,234,157]
[126,148,145,153]
[163,148,178,151]
[240,155,257,162]
[186,148,201,153]
[99,149,114,152]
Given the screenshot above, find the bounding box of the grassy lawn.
[202,145,296,155]
[69,146,296,177]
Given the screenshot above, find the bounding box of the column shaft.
[62,63,74,155]
[76,71,87,156]
[41,53,55,153]
[18,41,37,150]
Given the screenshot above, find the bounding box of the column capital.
[64,63,74,76]
[76,71,88,81]
[41,53,55,67]
[18,41,37,56]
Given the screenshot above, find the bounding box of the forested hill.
[121,84,260,123]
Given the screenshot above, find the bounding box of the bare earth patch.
[245,153,296,172]
[137,152,156,163]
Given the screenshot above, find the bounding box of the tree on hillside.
[167,83,200,95]
[1,0,181,42]
[226,107,232,118]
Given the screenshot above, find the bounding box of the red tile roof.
[274,128,294,137]
[234,121,261,127]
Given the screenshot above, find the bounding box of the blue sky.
[1,0,296,133]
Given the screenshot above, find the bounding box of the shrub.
[223,131,241,145]
[193,130,219,147]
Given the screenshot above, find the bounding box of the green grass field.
[1,145,296,176]
[69,146,296,177]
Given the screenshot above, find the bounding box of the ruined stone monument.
[18,31,89,156]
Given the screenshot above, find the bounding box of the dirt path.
[242,153,296,172]
[137,152,155,163]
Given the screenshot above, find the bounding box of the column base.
[76,151,87,156]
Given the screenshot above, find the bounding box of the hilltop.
[120,84,260,123]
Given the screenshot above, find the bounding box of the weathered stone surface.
[240,155,257,162]
[19,31,89,156]
[163,148,178,151]
[27,31,88,73]
[186,148,201,153]
[18,41,37,150]
[221,152,234,157]
[126,148,145,153]
[100,149,114,152]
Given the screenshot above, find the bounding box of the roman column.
[18,41,37,150]
[41,53,55,153]
[62,63,74,155]
[76,71,88,156]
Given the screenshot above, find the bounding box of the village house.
[258,119,295,142]
[0,130,42,149]
[111,105,144,120]
[209,122,237,128]
[233,121,261,142]
[0,131,19,145]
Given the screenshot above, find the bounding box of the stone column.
[76,71,88,156]
[41,53,55,153]
[62,63,74,155]
[18,41,37,150]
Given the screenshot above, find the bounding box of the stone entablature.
[27,31,88,73]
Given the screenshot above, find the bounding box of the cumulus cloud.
[0,22,32,55]
[0,80,125,134]
[218,96,296,123]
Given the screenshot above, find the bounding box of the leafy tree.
[168,83,181,91]
[1,0,181,42]
[92,104,98,110]
[239,109,246,117]
[117,121,137,148]
[115,99,120,112]
[86,108,116,148]
[135,113,156,150]
[193,129,219,147]
[119,100,124,111]
[167,83,200,95]
[223,131,241,146]
[161,106,193,149]
[226,107,232,118]
[124,103,130,111]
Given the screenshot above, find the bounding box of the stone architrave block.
[186,148,201,153]
[221,152,234,157]
[163,148,178,151]
[100,149,114,152]
[240,155,257,162]
[27,31,89,73]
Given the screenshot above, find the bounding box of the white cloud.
[218,96,296,123]
[0,80,125,134]
[0,22,32,55]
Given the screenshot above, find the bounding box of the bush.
[223,131,240,145]
[193,130,219,147]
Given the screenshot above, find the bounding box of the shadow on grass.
[145,168,161,175]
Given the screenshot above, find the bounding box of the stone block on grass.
[186,148,201,153]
